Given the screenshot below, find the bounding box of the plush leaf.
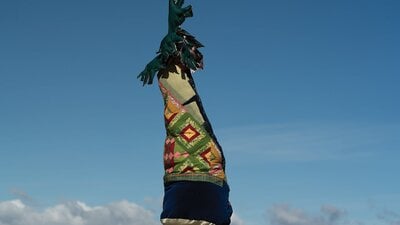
[137,0,203,86]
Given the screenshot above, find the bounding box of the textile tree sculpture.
[138,1,233,224]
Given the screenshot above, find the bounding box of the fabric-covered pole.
[137,1,232,224]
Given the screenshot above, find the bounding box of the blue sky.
[1,0,399,224]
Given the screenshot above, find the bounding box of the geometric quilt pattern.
[159,82,226,183]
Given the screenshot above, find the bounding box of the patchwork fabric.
[159,67,226,186]
[158,66,231,224]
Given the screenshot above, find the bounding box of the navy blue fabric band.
[161,181,233,225]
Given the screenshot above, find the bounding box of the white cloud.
[377,209,400,225]
[320,205,347,224]
[231,213,246,225]
[268,204,347,225]
[9,189,34,204]
[0,199,159,225]
[218,122,399,162]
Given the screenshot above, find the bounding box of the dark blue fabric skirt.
[161,181,233,225]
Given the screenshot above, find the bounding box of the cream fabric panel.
[161,218,215,225]
[160,66,205,124]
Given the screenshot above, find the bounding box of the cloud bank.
[0,199,159,225]
[0,199,246,225]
